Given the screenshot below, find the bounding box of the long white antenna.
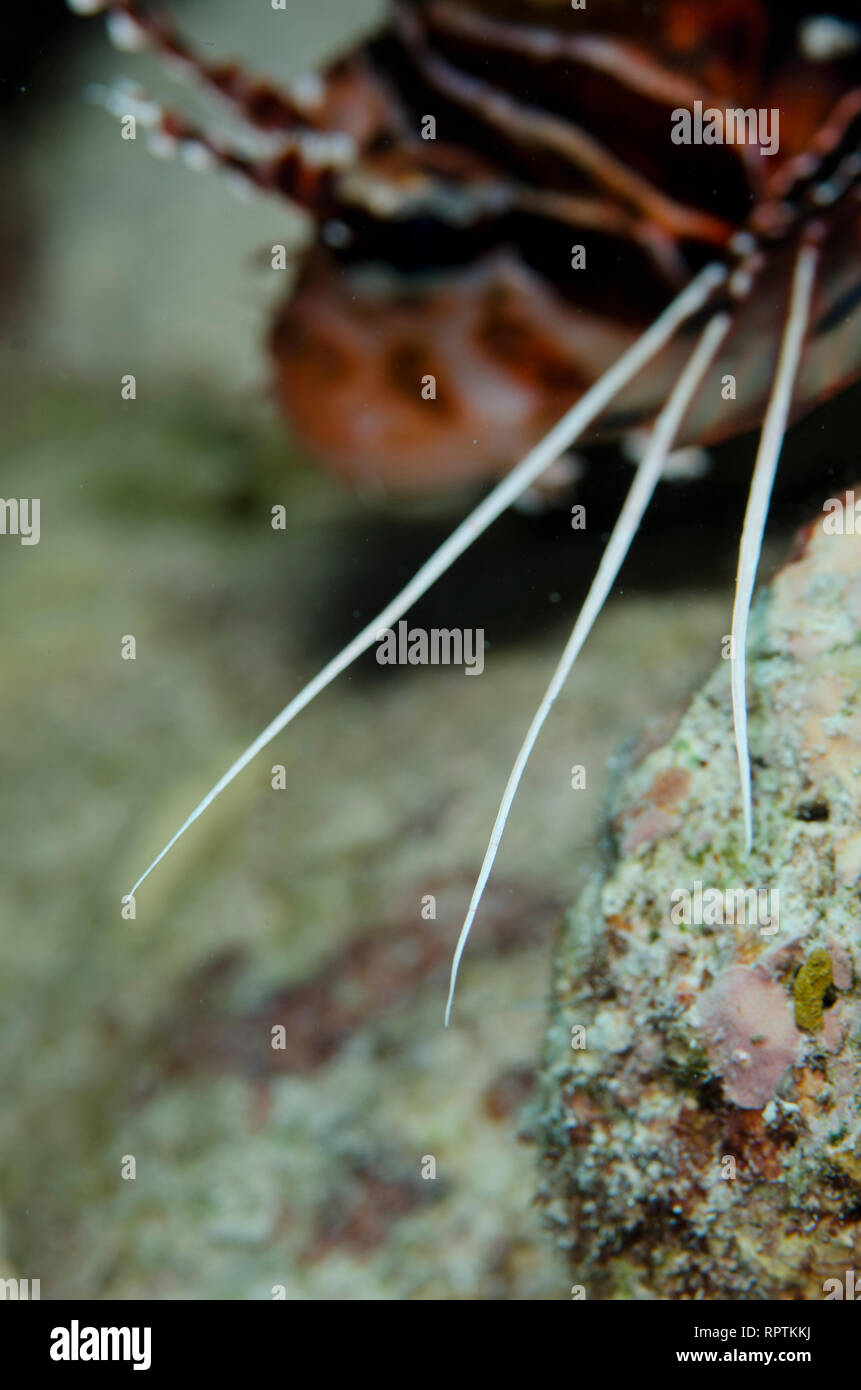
[124,262,726,903]
[445,309,732,1025]
[730,239,819,856]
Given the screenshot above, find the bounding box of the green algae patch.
[794,950,834,1033]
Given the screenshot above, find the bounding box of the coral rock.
[538,496,861,1299]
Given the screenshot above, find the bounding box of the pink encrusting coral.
[538,499,861,1299]
[697,966,802,1109]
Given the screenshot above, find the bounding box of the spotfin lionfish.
[68,0,861,1021]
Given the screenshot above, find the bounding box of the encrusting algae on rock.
[538,492,861,1299]
[794,948,836,1034]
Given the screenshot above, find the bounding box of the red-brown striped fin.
[392,1,735,247]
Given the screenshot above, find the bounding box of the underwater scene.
[2,0,861,1331]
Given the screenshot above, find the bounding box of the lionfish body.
[76,0,861,491]
[72,0,861,1015]
[281,0,861,492]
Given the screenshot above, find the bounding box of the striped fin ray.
[731,235,822,852]
[444,308,732,1024]
[122,262,727,905]
[392,1,733,246]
